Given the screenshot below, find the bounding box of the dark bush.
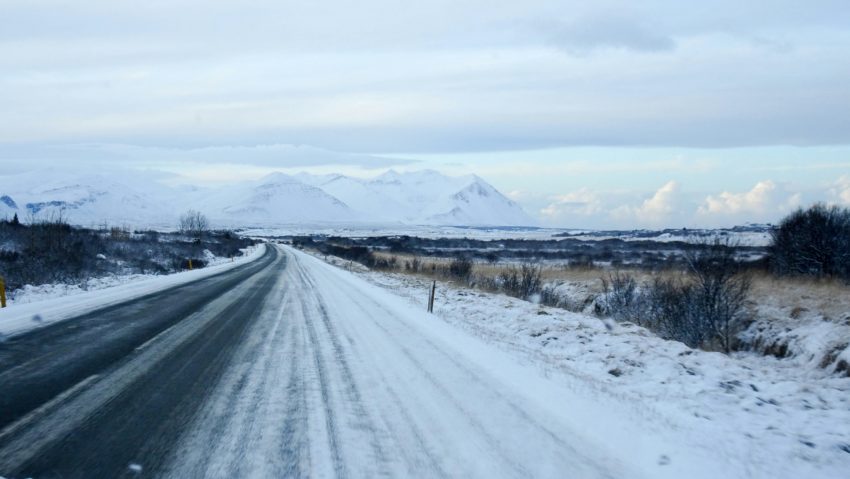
[769,204,850,281]
[448,256,474,282]
[602,239,751,352]
[600,272,641,323]
[685,239,752,352]
[498,262,543,300]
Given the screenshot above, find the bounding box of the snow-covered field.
[0,244,265,338]
[313,251,850,478]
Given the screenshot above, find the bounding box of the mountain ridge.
[0,169,536,227]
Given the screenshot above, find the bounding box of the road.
[0,245,627,478]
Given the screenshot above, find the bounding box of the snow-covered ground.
[312,251,850,478]
[566,231,772,247]
[0,244,266,339]
[244,224,772,247]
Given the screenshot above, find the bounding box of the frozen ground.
[0,244,265,338]
[313,251,850,478]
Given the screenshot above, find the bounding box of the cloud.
[696,180,802,225]
[614,180,684,226]
[1,2,849,152]
[698,180,801,216]
[529,175,850,229]
[539,181,690,228]
[540,188,604,221]
[699,180,778,215]
[828,175,850,205]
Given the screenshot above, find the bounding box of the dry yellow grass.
[372,251,675,295]
[746,272,850,321]
[372,251,850,321]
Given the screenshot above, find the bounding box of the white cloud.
[699,180,779,215]
[610,181,684,226]
[535,179,828,229]
[638,181,681,221]
[696,180,802,225]
[828,175,850,205]
[540,188,604,221]
[539,181,689,228]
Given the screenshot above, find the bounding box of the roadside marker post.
[188,259,193,270]
[0,276,6,308]
[427,281,436,313]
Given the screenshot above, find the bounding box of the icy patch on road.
[324,262,850,478]
[0,244,266,338]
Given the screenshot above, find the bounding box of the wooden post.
[188,259,193,270]
[427,280,436,313]
[0,276,6,308]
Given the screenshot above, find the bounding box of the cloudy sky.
[2,0,849,228]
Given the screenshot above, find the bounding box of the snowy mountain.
[0,171,176,226]
[201,173,361,225]
[297,170,536,226]
[0,169,535,227]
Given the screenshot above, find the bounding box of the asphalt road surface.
[0,245,625,478]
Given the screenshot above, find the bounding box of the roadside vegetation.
[0,211,256,297]
[290,204,850,373]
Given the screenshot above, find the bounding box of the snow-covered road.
[1,245,685,478]
[165,247,635,478]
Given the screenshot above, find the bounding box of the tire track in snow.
[293,258,390,471]
[290,247,624,479]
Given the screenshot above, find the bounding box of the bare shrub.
[600,272,641,323]
[179,210,210,241]
[643,277,702,346]
[685,238,752,352]
[448,256,473,282]
[518,263,543,299]
[498,262,543,300]
[602,239,751,352]
[498,268,520,295]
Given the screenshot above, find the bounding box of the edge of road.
[0,243,269,338]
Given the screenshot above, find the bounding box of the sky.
[1,0,849,228]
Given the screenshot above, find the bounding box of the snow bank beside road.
[0,244,266,338]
